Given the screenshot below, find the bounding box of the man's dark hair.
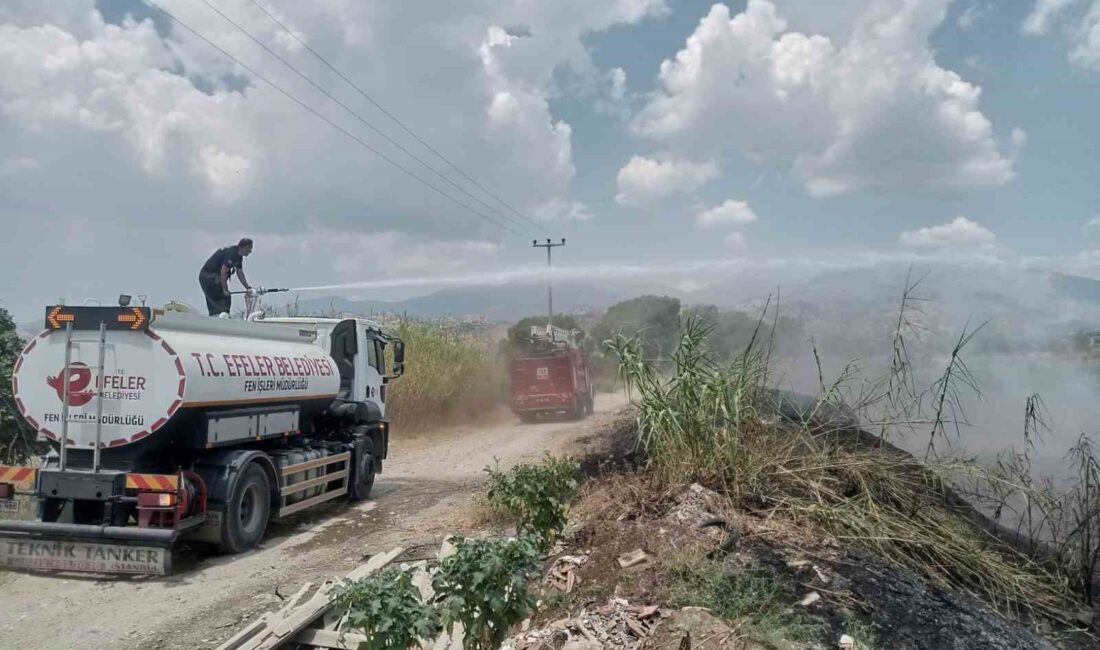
[238,237,253,248]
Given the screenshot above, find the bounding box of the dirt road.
[0,393,629,650]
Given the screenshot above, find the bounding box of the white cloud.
[0,0,671,221]
[531,198,594,221]
[724,232,748,252]
[1084,215,1100,245]
[615,155,719,204]
[633,0,1017,197]
[592,66,633,118]
[0,157,38,176]
[899,216,996,248]
[674,279,706,292]
[0,0,670,318]
[1023,0,1100,70]
[1072,3,1100,69]
[695,200,758,228]
[1022,0,1081,34]
[957,2,989,30]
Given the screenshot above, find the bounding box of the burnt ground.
[526,469,1091,650]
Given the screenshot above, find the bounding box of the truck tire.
[220,462,271,554]
[570,398,585,420]
[518,411,538,424]
[349,438,376,502]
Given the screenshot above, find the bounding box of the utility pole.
[533,238,566,332]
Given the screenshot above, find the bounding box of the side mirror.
[385,339,405,381]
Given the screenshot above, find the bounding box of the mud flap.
[183,508,224,545]
[0,536,171,575]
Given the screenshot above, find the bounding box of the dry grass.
[384,318,507,431]
[605,288,1092,627]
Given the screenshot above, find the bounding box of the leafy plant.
[485,455,580,551]
[432,536,541,650]
[332,566,440,650]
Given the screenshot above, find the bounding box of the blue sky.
[2,0,1099,320]
[559,0,1100,258]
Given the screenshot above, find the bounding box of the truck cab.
[262,317,405,418]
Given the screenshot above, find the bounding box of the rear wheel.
[220,463,270,553]
[570,398,585,420]
[349,438,376,502]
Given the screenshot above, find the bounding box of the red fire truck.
[510,325,593,423]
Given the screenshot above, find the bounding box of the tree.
[593,295,681,358]
[0,306,36,462]
[683,305,803,361]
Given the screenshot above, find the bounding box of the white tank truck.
[0,302,404,574]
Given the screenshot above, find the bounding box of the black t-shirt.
[201,246,243,276]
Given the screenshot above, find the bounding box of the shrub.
[332,566,440,650]
[432,536,541,650]
[485,455,580,551]
[0,305,38,463]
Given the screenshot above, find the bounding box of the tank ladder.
[58,320,109,473]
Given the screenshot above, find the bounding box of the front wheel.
[518,411,538,424]
[219,463,271,553]
[349,438,376,502]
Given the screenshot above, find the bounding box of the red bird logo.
[46,362,95,407]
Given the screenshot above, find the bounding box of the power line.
[197,0,535,235]
[247,0,549,234]
[142,0,522,236]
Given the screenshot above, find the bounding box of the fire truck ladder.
[58,320,109,474]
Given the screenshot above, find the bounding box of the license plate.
[0,538,170,574]
[0,499,18,513]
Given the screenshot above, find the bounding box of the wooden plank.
[257,547,403,648]
[277,486,347,518]
[215,612,272,650]
[280,469,348,497]
[276,582,314,618]
[280,452,349,476]
[293,628,367,649]
[219,546,403,650]
[263,587,336,646]
[345,546,405,580]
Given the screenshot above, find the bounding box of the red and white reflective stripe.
[126,473,178,491]
[0,466,35,483]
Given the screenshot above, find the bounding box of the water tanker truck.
[0,304,404,574]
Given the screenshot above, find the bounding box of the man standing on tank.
[198,238,253,316]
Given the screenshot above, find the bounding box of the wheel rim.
[239,482,262,532]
